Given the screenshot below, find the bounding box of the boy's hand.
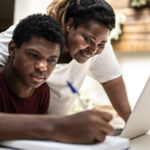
[49,110,113,144]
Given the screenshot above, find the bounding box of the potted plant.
[130,0,150,8]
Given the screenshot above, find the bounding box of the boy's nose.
[35,61,47,71]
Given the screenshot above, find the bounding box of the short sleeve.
[89,40,121,83]
[0,24,16,66]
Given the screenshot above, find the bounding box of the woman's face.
[65,20,110,63]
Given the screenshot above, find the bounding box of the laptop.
[112,76,150,139]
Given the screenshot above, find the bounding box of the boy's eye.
[28,53,38,58]
[47,58,56,63]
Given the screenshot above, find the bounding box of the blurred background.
[1,0,150,111]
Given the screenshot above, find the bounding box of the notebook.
[113,76,150,139]
[0,136,130,150]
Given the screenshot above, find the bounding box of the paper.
[0,136,130,150]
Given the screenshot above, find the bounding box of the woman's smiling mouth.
[80,49,94,58]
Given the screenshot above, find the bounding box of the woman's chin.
[75,57,89,64]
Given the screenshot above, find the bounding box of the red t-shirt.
[0,73,50,114]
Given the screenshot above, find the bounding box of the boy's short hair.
[12,14,64,49]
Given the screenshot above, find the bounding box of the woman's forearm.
[102,76,131,122]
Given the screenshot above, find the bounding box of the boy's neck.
[3,65,35,99]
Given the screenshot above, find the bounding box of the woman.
[0,0,131,121]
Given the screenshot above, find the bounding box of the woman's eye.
[98,43,105,49]
[84,37,92,43]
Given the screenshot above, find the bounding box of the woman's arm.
[102,76,131,122]
[0,25,16,66]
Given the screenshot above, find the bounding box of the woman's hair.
[47,0,115,31]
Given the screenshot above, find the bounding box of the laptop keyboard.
[111,128,123,136]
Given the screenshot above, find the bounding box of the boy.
[0,14,64,113]
[0,14,113,144]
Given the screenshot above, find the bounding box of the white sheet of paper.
[0,136,130,150]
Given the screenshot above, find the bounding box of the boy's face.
[9,37,60,88]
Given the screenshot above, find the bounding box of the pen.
[67,81,87,110]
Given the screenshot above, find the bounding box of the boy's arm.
[0,110,113,144]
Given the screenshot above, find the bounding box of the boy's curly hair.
[13,14,64,49]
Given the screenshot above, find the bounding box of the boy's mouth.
[30,74,45,83]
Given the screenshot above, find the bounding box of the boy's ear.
[65,18,74,32]
[8,40,16,58]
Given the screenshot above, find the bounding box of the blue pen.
[67,81,87,109]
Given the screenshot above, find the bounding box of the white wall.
[116,51,150,109]
[13,0,52,24]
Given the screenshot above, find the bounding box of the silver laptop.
[113,76,150,139]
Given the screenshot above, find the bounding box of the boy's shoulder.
[0,71,5,91]
[0,71,4,81]
[40,82,49,89]
[36,82,50,94]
